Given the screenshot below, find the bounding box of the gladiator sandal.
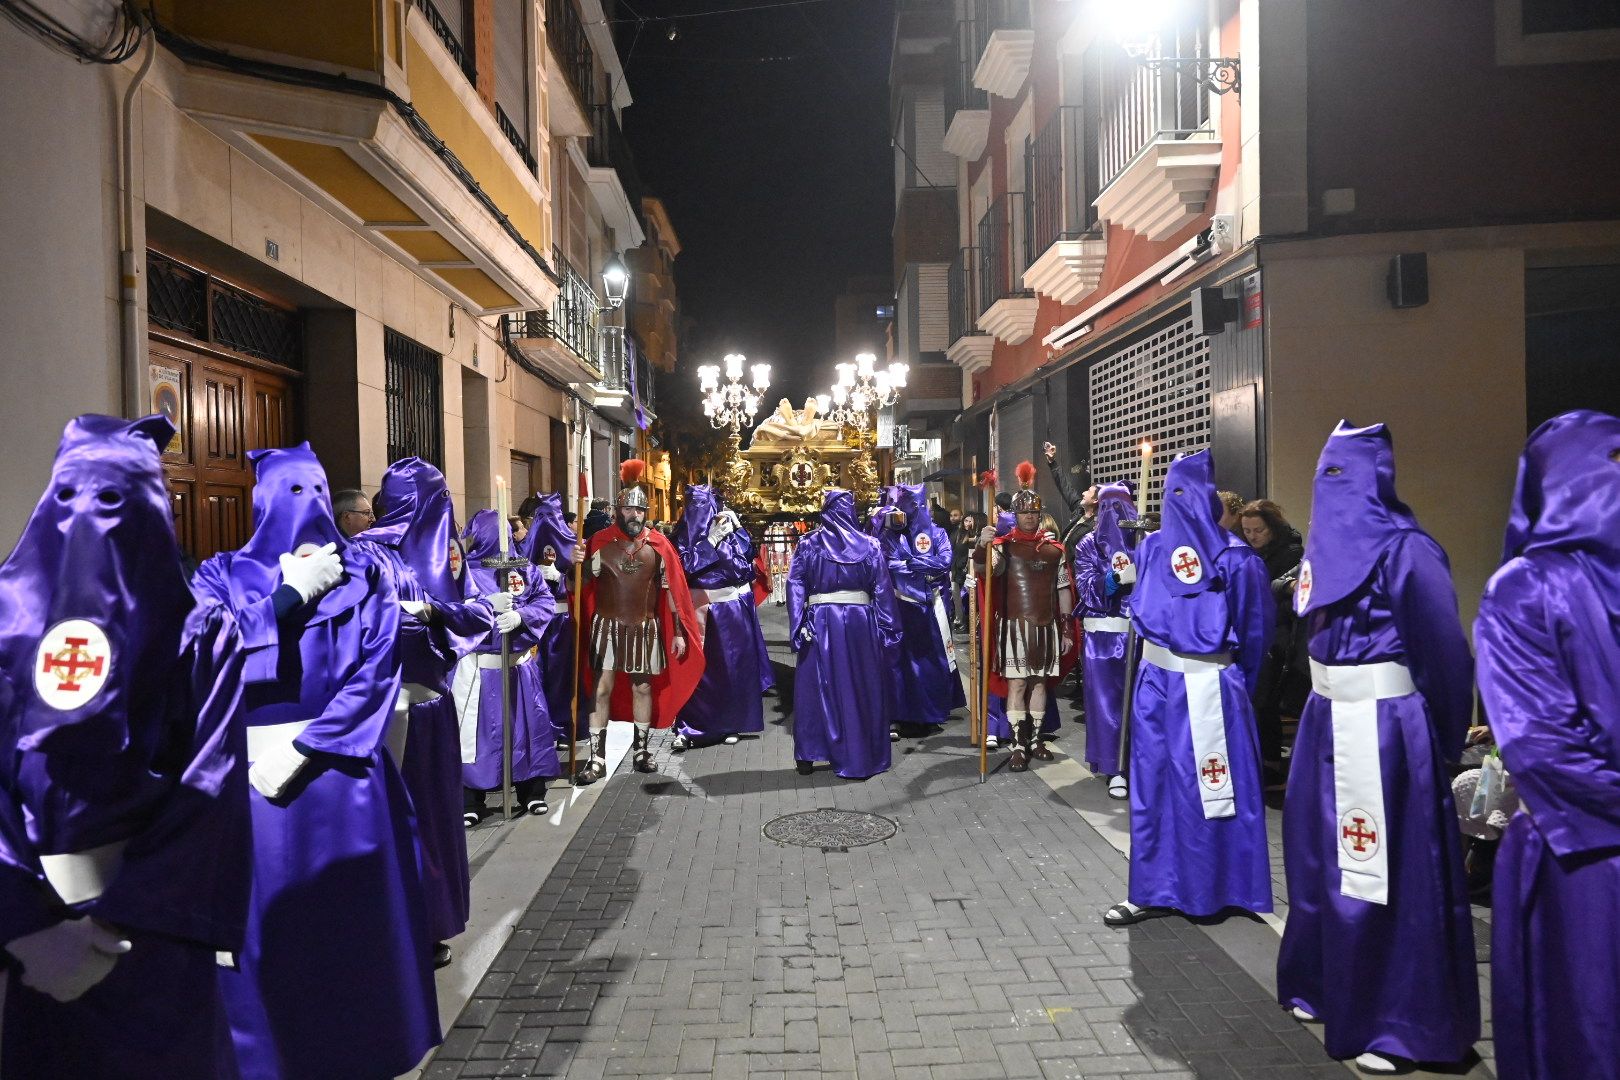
[1031,727,1055,762]
[1009,716,1034,773]
[574,730,609,786]
[632,725,656,773]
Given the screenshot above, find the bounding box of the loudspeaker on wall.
[1387,253,1429,309]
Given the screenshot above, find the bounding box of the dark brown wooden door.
[152,338,297,563]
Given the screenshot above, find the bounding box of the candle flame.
[1141,440,1152,455]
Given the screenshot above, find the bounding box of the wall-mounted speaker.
[1387,253,1429,309]
[1190,287,1239,335]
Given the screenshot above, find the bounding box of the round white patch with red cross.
[1110,551,1133,575]
[1170,545,1204,584]
[448,538,465,581]
[1294,559,1313,614]
[1198,752,1231,792]
[1339,808,1381,861]
[34,619,112,711]
[506,569,526,595]
[914,533,933,555]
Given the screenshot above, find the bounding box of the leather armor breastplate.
[1002,537,1058,625]
[596,538,661,622]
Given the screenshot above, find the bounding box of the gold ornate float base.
[716,427,880,517]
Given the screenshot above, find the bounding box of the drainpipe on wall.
[118,27,156,419]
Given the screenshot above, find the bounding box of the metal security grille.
[147,254,207,338]
[147,251,301,368]
[211,284,299,365]
[385,329,443,468]
[1088,316,1210,513]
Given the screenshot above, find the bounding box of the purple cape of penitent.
[1140,450,1225,600]
[362,456,460,604]
[524,492,578,575]
[800,489,873,564]
[0,414,196,757]
[1296,421,1421,616]
[1503,408,1620,594]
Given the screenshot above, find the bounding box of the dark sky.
[616,0,897,416]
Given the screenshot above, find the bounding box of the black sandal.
[526,799,548,816]
[574,759,607,786]
[1103,902,1169,927]
[462,810,482,828]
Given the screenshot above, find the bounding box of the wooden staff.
[979,533,994,784]
[568,423,588,786]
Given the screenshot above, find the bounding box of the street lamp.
[1103,0,1240,96]
[601,254,629,309]
[823,353,908,429]
[698,352,770,434]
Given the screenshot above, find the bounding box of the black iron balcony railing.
[420,0,476,83]
[986,0,1031,32]
[500,257,602,371]
[1026,105,1099,257]
[587,104,645,225]
[546,0,596,111]
[949,246,981,344]
[1093,28,1212,194]
[944,14,989,129]
[977,193,1031,313]
[495,104,536,173]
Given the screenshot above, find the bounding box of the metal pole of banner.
[480,552,529,822]
[569,419,589,787]
[966,455,980,749]
[1113,517,1154,780]
[979,539,994,785]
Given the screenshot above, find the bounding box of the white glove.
[1115,563,1138,585]
[538,564,562,583]
[399,600,429,621]
[249,740,310,800]
[278,543,342,604]
[6,918,130,1003]
[494,610,523,634]
[485,591,514,613]
[707,510,741,545]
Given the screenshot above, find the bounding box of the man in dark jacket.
[1043,442,1097,545]
[582,498,612,539]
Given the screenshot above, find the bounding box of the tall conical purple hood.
[1503,409,1620,602]
[1297,421,1421,616]
[361,456,458,603]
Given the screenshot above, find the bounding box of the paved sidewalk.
[424,609,1354,1079]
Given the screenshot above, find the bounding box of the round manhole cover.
[763,809,897,850]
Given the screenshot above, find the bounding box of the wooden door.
[151,338,297,563]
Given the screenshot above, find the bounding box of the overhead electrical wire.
[0,0,145,64]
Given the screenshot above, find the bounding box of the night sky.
[615,0,897,418]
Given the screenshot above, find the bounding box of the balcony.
[1089,34,1221,242]
[546,0,597,137]
[420,0,476,83]
[943,16,990,159]
[971,0,1035,100]
[946,247,994,373]
[501,259,604,385]
[587,324,655,428]
[975,194,1039,345]
[1021,106,1106,304]
[585,105,647,247]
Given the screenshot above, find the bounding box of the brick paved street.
[420,604,1394,1080]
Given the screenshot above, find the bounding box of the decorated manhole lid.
[763,808,898,851]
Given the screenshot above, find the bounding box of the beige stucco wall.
[1263,240,1527,626]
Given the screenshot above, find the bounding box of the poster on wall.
[1242,271,1263,330]
[988,407,1000,486]
[149,363,184,455]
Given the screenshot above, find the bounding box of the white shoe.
[1290,1007,1317,1022]
[1108,775,1128,799]
[985,736,999,750]
[1354,1052,1398,1074]
[723,735,739,745]
[889,728,901,742]
[670,734,690,751]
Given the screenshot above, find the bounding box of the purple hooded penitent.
[1071,483,1139,776]
[191,444,438,1080]
[787,490,901,778]
[1276,421,1478,1063]
[1126,450,1273,916]
[354,458,492,947]
[522,493,584,740]
[1477,409,1620,1080]
[872,484,964,730]
[452,509,559,792]
[0,414,249,1079]
[672,486,774,743]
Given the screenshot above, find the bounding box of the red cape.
[580,524,706,728]
[752,550,772,606]
[979,532,1081,699]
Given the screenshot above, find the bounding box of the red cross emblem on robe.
[1339,809,1381,861]
[34,619,112,710]
[914,533,932,555]
[506,569,526,595]
[1294,559,1314,614]
[1111,551,1133,575]
[1198,751,1230,791]
[449,538,465,581]
[1171,545,1204,584]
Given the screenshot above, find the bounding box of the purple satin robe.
[788,492,901,779]
[1127,452,1273,915]
[457,510,560,790]
[0,415,250,1079]
[876,485,966,729]
[674,490,773,741]
[1476,410,1620,1080]
[1073,544,1133,776]
[193,446,438,1080]
[1277,533,1478,1061]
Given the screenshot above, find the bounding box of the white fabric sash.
[246,719,312,764]
[932,594,957,672]
[1143,641,1236,819]
[452,651,535,764]
[1082,617,1130,633]
[1310,659,1416,906]
[39,839,129,905]
[808,590,870,606]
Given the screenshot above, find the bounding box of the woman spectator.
[1240,499,1308,787]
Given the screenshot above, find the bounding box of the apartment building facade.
[891,0,1620,618]
[0,0,665,559]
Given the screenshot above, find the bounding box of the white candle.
[1138,440,1152,511]
[496,475,510,556]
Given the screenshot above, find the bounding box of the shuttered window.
[385,329,444,469]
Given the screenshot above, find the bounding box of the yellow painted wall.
[150,0,382,73]
[1263,243,1527,627]
[404,36,548,257]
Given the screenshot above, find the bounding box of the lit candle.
[1137,440,1152,512]
[496,475,510,556]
